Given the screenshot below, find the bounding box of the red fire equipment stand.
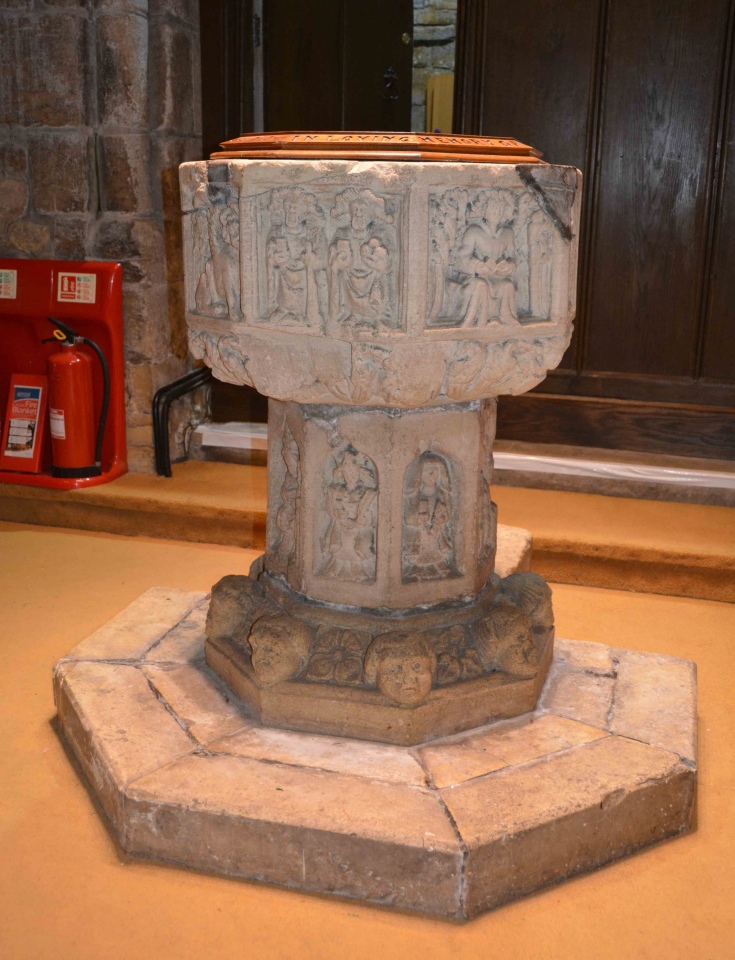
[0,259,127,488]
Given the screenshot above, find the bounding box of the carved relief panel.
[317,445,378,583]
[270,422,301,578]
[402,452,459,583]
[427,185,572,329]
[188,182,243,320]
[253,185,404,336]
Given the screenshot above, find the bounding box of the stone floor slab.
[141,662,250,745]
[610,649,697,763]
[143,599,209,664]
[63,588,205,662]
[53,660,196,829]
[54,593,698,920]
[538,661,616,727]
[209,725,427,786]
[420,714,609,789]
[494,523,532,578]
[124,753,463,917]
[442,735,695,918]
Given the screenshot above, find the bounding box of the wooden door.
[456,0,735,459]
[201,1,413,151]
[263,0,413,131]
[200,0,414,422]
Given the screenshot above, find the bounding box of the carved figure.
[271,424,301,574]
[194,185,242,319]
[473,605,537,678]
[429,187,520,328]
[248,614,312,686]
[306,626,369,684]
[500,572,554,633]
[329,188,398,332]
[529,210,554,318]
[402,453,456,582]
[206,575,278,647]
[364,632,437,706]
[264,186,328,327]
[318,447,378,582]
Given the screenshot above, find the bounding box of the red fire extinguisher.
[43,317,110,479]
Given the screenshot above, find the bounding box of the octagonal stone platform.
[53,582,696,920]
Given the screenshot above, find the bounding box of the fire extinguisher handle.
[46,316,79,343]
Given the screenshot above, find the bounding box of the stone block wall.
[412,0,457,132]
[0,0,206,472]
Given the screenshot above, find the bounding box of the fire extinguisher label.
[0,268,17,299]
[49,407,67,440]
[57,272,97,304]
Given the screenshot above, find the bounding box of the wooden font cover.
[213,132,544,164]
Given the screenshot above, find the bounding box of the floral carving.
[431,626,484,685]
[188,329,252,386]
[306,626,369,684]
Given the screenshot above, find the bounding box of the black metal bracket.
[152,367,213,477]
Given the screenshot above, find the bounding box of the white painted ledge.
[494,451,735,490]
[194,422,735,490]
[195,422,268,450]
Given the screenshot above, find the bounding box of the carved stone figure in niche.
[364,632,437,706]
[529,210,554,318]
[402,453,456,582]
[328,188,398,333]
[265,186,328,327]
[474,605,537,678]
[318,447,378,582]
[194,184,242,319]
[271,424,300,575]
[248,615,312,686]
[429,187,520,328]
[431,625,483,685]
[306,626,369,684]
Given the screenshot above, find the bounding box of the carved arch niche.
[402,452,459,583]
[317,445,378,583]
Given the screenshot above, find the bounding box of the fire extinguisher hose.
[80,336,110,468]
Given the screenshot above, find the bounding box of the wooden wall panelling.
[497,393,735,460]
[584,0,732,379]
[700,0,735,383]
[454,0,603,370]
[455,0,735,457]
